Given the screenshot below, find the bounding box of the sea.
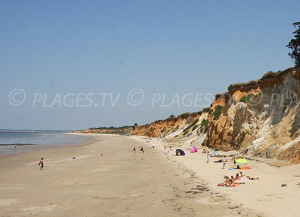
[0,130,90,155]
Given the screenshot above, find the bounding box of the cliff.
[131,67,300,163]
[131,112,201,138]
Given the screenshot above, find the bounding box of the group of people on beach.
[201,148,259,187]
[219,172,246,187]
[133,146,144,153]
[219,171,259,187]
[203,149,235,169]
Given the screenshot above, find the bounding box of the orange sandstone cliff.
[131,67,300,163]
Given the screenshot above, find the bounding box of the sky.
[0,0,299,130]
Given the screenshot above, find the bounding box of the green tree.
[133,123,138,131]
[287,22,300,67]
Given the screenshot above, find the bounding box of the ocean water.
[0,131,90,155]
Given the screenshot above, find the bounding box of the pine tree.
[287,22,300,67]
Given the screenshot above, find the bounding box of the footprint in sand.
[61,180,77,185]
[89,168,110,173]
[0,199,18,206]
[0,186,23,191]
[21,205,57,216]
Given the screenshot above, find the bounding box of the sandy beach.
[0,134,246,217]
[2,2,300,217]
[130,136,300,217]
[1,134,299,217]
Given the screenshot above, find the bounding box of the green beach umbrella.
[236,158,247,164]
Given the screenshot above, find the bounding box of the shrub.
[213,106,223,120]
[240,94,253,103]
[192,124,198,131]
[199,119,208,132]
[183,118,199,133]
[202,107,210,113]
[229,80,259,90]
[208,109,213,114]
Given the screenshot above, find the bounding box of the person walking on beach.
[39,158,44,170]
[133,147,136,152]
[207,151,210,163]
[233,155,236,167]
[140,147,144,153]
[222,156,226,169]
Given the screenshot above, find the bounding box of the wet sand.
[0,134,243,217]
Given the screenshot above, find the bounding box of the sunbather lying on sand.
[230,176,240,186]
[237,172,259,180]
[218,171,259,187]
[218,176,240,187]
[217,176,230,187]
[235,173,240,180]
[247,176,259,180]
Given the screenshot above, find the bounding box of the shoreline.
[129,135,300,217]
[0,132,94,157]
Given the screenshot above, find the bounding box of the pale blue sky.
[0,0,299,130]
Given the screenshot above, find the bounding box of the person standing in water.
[39,158,44,170]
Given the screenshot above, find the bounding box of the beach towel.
[217,183,239,187]
[235,180,246,184]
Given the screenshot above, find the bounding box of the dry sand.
[130,136,300,217]
[0,134,250,217]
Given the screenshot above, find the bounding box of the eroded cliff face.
[203,68,300,163]
[131,68,300,163]
[131,113,201,138]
